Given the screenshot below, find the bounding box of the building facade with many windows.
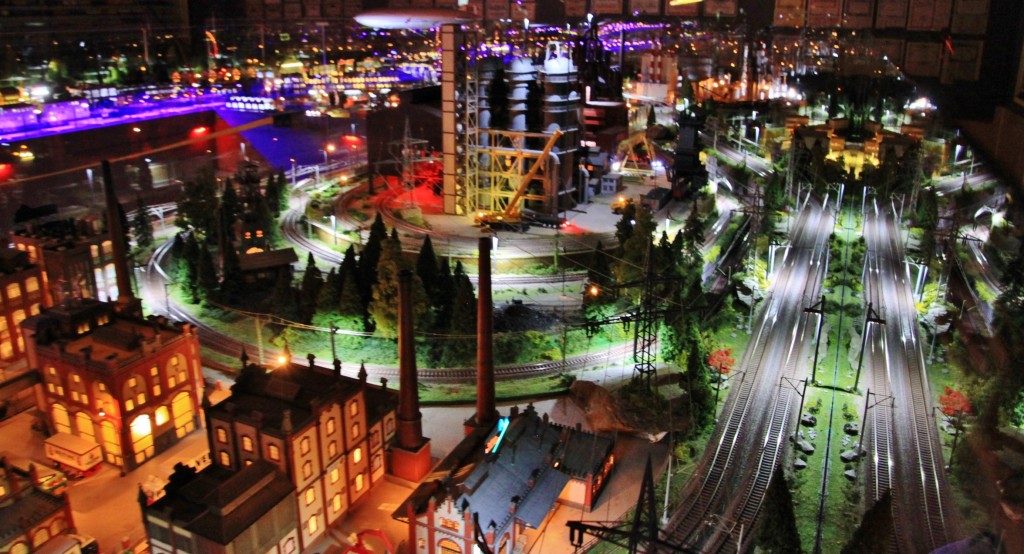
[0,248,45,363]
[21,299,203,472]
[205,357,397,552]
[10,215,119,308]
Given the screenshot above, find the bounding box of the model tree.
[756,465,802,553]
[298,253,324,324]
[841,492,893,554]
[132,196,154,252]
[369,233,428,338]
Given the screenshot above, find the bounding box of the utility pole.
[804,295,826,385]
[853,303,885,391]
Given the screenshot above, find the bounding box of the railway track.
[663,201,830,552]
[864,208,959,552]
[144,230,631,385]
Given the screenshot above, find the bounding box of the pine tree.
[442,261,477,366]
[416,235,440,297]
[219,178,242,231]
[180,233,201,302]
[756,465,802,553]
[298,253,324,324]
[614,203,657,285]
[337,262,365,331]
[359,213,388,305]
[841,491,892,554]
[132,196,154,252]
[196,244,219,302]
[219,242,243,303]
[317,268,340,311]
[267,269,298,321]
[432,256,455,331]
[681,320,713,428]
[264,172,284,217]
[176,169,219,240]
[369,235,428,338]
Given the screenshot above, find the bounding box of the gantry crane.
[473,130,565,232]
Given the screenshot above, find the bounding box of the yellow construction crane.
[474,130,564,231]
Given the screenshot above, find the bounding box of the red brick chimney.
[101,160,141,316]
[390,269,431,482]
[474,236,497,428]
[397,269,423,449]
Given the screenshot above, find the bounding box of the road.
[661,199,831,552]
[862,206,960,552]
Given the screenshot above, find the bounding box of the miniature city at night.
[1,1,1023,553]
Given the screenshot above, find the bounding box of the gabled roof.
[149,460,295,546]
[395,405,614,532]
[238,248,298,272]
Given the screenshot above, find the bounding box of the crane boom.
[502,129,563,217]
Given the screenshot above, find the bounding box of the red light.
[191,126,209,136]
[342,135,361,144]
[0,164,12,182]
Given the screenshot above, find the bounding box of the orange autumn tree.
[708,348,736,376]
[939,386,972,417]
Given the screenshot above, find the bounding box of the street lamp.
[290,158,297,187]
[330,214,337,245]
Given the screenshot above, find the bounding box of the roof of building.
[395,404,614,531]
[210,359,397,437]
[238,248,298,272]
[148,460,295,546]
[23,300,191,371]
[0,248,32,275]
[0,469,67,546]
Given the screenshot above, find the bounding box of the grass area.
[420,372,577,404]
[791,387,864,553]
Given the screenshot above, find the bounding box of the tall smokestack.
[391,269,431,482]
[102,160,141,316]
[396,269,424,450]
[474,236,497,428]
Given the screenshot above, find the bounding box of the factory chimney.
[102,160,142,317]
[473,236,497,429]
[390,269,431,482]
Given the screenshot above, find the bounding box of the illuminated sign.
[484,417,510,454]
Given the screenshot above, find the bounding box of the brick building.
[0,462,77,553]
[21,300,203,472]
[0,248,45,363]
[204,356,398,551]
[9,215,118,308]
[395,405,615,554]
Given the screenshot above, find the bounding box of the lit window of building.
[268,444,280,461]
[5,283,20,300]
[300,437,311,455]
[216,427,228,443]
[330,468,339,484]
[242,436,254,452]
[354,473,364,491]
[307,516,317,534]
[327,441,337,458]
[351,422,360,438]
[305,488,315,505]
[353,448,362,464]
[302,461,312,479]
[326,417,335,435]
[333,493,342,512]
[349,401,359,417]
[220,451,230,465]
[24,277,38,293]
